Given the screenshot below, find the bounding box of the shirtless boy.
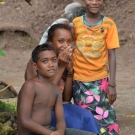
[17,42,96,135]
[17,43,65,135]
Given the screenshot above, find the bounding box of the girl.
[47,24,99,134]
[72,0,120,134]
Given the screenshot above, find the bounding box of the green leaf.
[0,67,4,70]
[0,49,6,57]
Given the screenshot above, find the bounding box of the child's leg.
[73,79,119,135]
[65,128,97,135]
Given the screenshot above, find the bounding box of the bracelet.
[67,71,73,74]
[66,75,73,77]
[108,83,116,87]
[66,71,73,77]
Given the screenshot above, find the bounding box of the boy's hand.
[50,131,61,135]
[107,86,117,105]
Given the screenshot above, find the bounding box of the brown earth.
[0,0,135,135]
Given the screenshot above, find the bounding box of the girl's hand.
[58,46,72,68]
[107,86,117,105]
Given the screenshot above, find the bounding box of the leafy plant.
[0,100,17,113]
[0,49,6,57]
[0,49,6,70]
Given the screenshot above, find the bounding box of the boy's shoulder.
[20,79,34,90]
[23,79,36,86]
[51,83,61,92]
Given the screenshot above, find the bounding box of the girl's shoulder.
[72,16,82,23]
[103,16,116,25]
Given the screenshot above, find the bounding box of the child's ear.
[32,62,37,71]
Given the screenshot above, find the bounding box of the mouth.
[90,7,99,9]
[59,47,65,52]
[48,69,55,72]
[58,48,65,54]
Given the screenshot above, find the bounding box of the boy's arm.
[108,49,117,105]
[63,61,73,102]
[17,82,53,135]
[54,87,66,135]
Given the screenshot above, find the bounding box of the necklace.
[82,14,105,33]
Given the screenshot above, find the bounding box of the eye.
[43,60,47,63]
[58,40,64,43]
[68,39,73,43]
[52,58,57,62]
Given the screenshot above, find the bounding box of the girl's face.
[82,0,103,15]
[50,28,73,54]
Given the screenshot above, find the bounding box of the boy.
[17,43,97,135]
[17,43,65,135]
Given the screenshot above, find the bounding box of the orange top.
[73,16,120,82]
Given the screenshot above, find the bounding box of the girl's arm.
[62,61,73,102]
[52,65,66,85]
[108,49,117,105]
[52,46,72,85]
[24,58,37,81]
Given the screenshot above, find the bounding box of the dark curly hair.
[32,43,56,63]
[47,23,72,42]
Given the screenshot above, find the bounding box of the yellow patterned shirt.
[73,16,120,82]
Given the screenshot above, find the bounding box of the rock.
[5,121,12,127]
[128,10,133,13]
[12,123,17,129]
[0,81,17,99]
[129,34,133,39]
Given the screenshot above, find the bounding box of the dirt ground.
[0,0,135,135]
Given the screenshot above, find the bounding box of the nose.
[91,0,98,4]
[63,42,68,48]
[48,61,54,67]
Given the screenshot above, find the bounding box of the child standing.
[72,0,120,135]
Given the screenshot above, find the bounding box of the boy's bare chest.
[33,85,57,107]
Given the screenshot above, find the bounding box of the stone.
[0,81,17,99]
